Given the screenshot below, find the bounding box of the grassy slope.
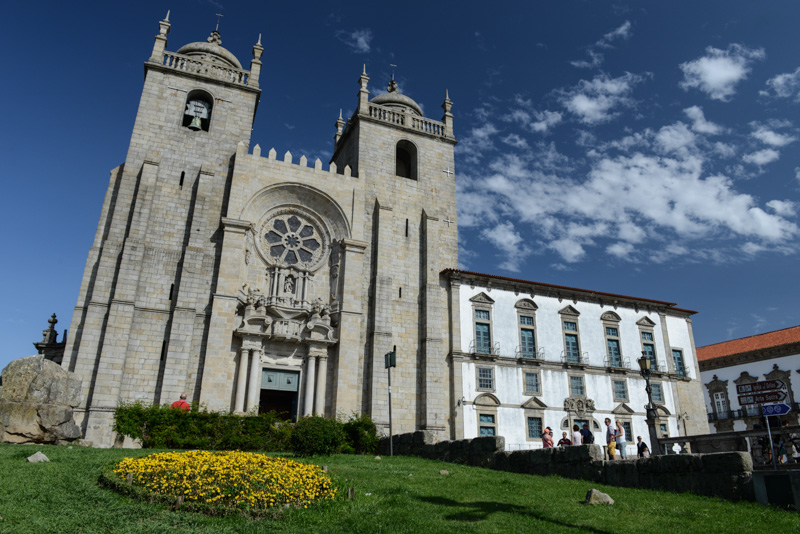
[0,444,797,534]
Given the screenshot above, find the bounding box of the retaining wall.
[379,431,754,502]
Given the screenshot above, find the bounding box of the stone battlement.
[239,142,354,177]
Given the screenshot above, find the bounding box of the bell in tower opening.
[183,91,212,131]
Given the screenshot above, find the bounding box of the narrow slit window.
[168,283,174,301]
[179,171,185,189]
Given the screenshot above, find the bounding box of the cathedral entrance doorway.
[260,369,300,421]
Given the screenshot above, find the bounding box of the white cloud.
[560,72,646,124]
[751,126,797,147]
[795,167,800,183]
[683,106,723,135]
[743,148,780,166]
[479,221,531,272]
[503,106,562,133]
[714,142,737,158]
[335,29,373,53]
[766,200,796,217]
[761,67,800,100]
[530,110,563,132]
[654,122,696,154]
[571,20,632,68]
[679,44,765,101]
[501,133,528,149]
[455,122,499,164]
[607,242,635,258]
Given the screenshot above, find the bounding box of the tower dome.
[370,79,423,116]
[176,30,243,69]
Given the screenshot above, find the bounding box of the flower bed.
[106,451,337,515]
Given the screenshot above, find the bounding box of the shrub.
[343,413,379,454]
[113,402,292,451]
[290,416,346,456]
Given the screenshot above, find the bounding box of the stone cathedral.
[61,15,458,447]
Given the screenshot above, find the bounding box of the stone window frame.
[705,374,730,420]
[475,393,500,437]
[522,369,541,396]
[612,378,628,402]
[734,371,761,418]
[636,316,659,371]
[671,347,687,377]
[515,299,539,359]
[470,292,495,355]
[526,415,544,441]
[559,415,602,439]
[182,89,214,132]
[395,139,418,180]
[475,365,495,392]
[650,381,665,403]
[601,311,624,368]
[568,373,586,398]
[559,305,583,363]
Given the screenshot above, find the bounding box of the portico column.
[234,347,249,413]
[246,347,262,412]
[304,355,316,416]
[315,355,328,416]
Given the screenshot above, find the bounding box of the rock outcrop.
[0,355,82,444]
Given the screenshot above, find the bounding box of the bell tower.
[331,68,459,438]
[61,13,263,446]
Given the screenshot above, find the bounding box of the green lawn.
[0,444,797,533]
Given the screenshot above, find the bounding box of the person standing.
[171,392,191,412]
[542,427,554,448]
[615,420,628,459]
[572,424,583,446]
[581,423,594,445]
[637,436,650,458]
[605,418,616,460]
[558,432,572,446]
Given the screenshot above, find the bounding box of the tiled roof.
[697,325,800,362]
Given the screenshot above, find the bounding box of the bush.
[290,416,345,456]
[343,413,378,454]
[113,402,293,451]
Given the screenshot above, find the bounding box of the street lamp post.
[637,352,661,456]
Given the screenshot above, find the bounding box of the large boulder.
[0,355,82,444]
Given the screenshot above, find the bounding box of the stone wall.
[379,431,754,502]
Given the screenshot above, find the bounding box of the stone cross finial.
[215,12,224,31]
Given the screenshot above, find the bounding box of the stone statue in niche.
[284,275,295,294]
[244,248,251,265]
[309,298,332,326]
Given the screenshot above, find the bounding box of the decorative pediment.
[600,311,621,322]
[558,305,580,316]
[734,371,758,385]
[656,405,671,416]
[470,292,495,305]
[515,299,538,311]
[705,374,727,393]
[563,396,595,416]
[636,316,656,327]
[765,364,790,382]
[522,397,547,409]
[612,403,634,415]
[474,393,500,406]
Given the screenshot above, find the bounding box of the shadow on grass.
[417,495,612,533]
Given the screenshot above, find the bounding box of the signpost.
[736,379,785,394]
[738,391,787,405]
[385,346,396,456]
[735,381,790,471]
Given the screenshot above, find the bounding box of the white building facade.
[698,326,800,433]
[445,270,709,453]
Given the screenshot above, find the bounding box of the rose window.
[262,214,322,267]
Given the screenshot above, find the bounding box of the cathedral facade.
[60,16,707,449]
[62,15,457,447]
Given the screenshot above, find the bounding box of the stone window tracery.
[259,210,328,271]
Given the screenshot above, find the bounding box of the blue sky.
[2,1,800,372]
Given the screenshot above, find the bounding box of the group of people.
[542,423,596,448]
[604,417,650,460]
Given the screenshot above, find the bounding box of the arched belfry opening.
[182,90,213,131]
[396,140,418,180]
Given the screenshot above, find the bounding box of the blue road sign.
[762,403,791,416]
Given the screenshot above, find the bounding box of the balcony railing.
[604,357,631,369]
[469,340,501,357]
[516,346,545,360]
[561,351,589,365]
